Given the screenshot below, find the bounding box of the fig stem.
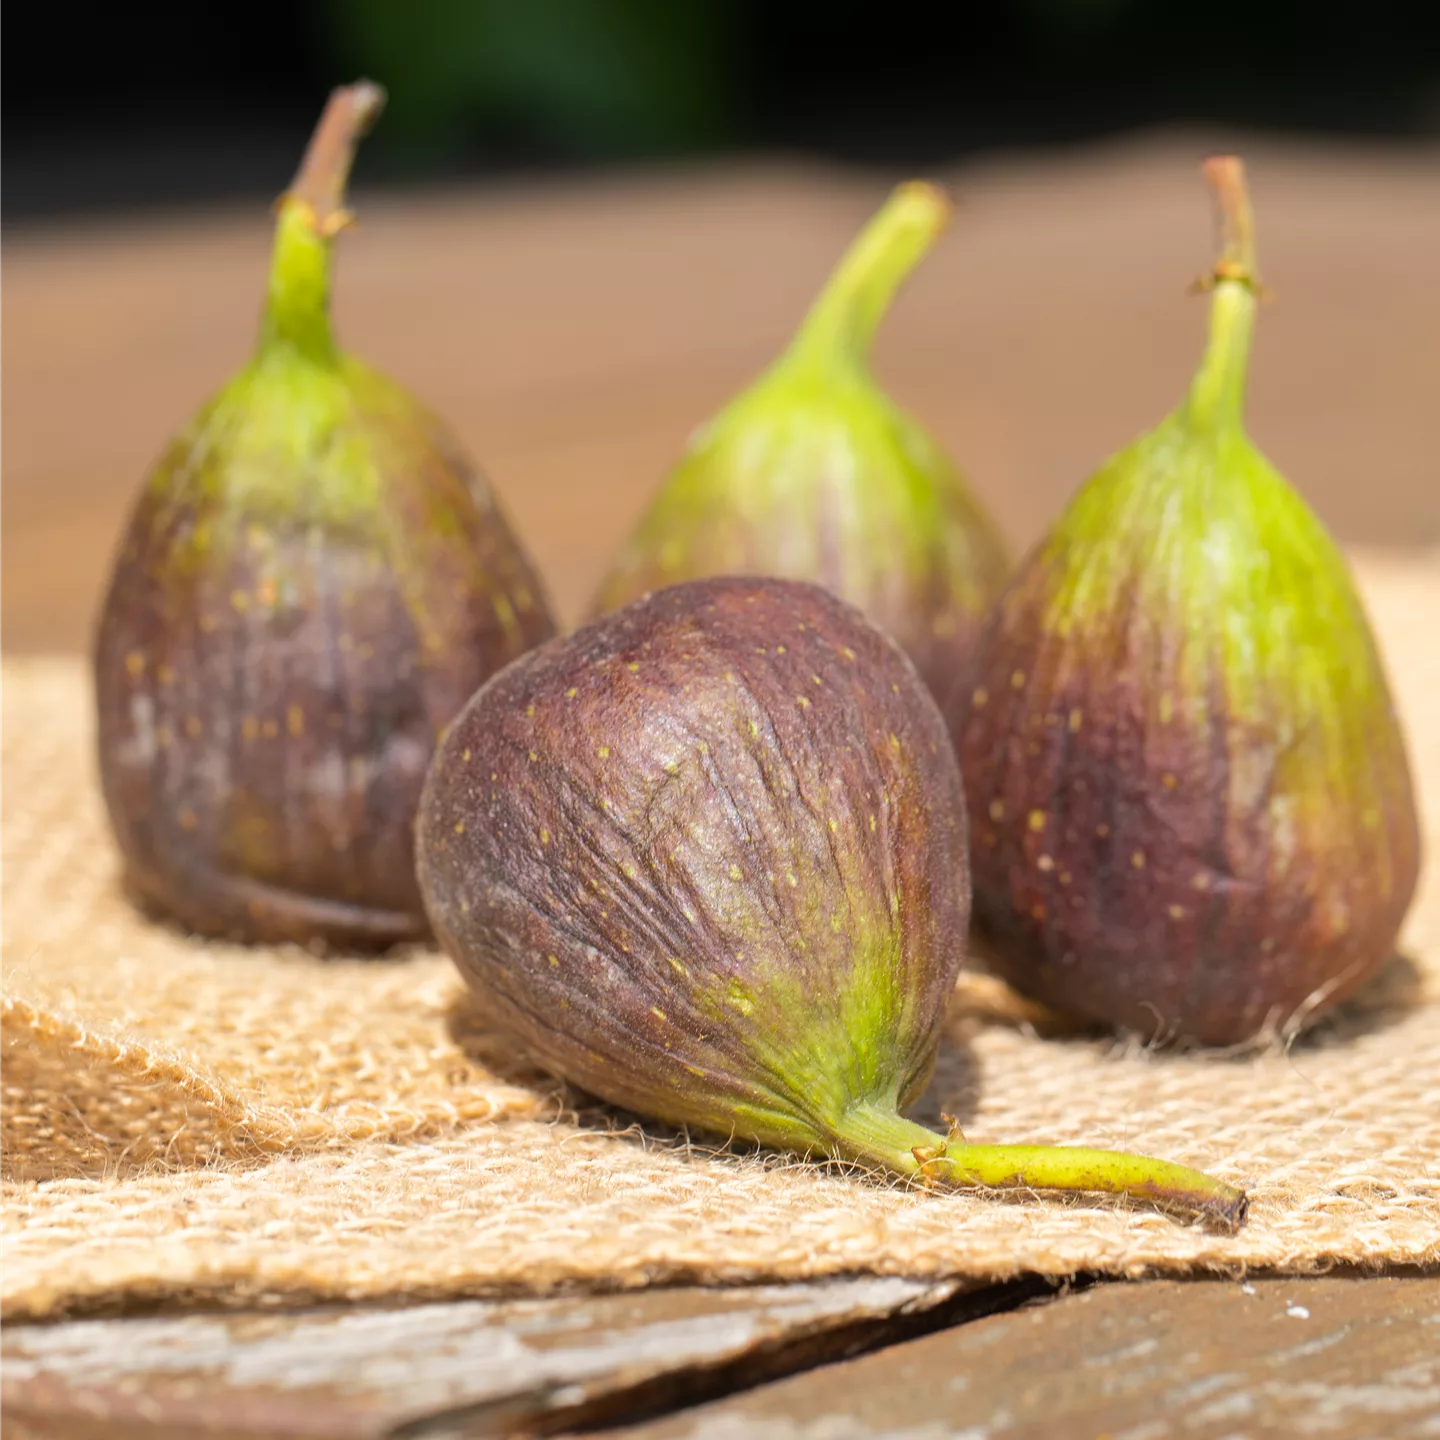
[833,1104,1247,1230]
[286,81,387,233]
[787,181,950,372]
[260,81,387,362]
[922,1141,1249,1231]
[1184,155,1260,434]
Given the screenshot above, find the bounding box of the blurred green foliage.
[324,0,738,161]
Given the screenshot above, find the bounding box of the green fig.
[589,183,1010,701]
[419,576,1247,1227]
[949,157,1421,1045]
[93,82,557,950]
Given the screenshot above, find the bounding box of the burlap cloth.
[4,553,1438,1320]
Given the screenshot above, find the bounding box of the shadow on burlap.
[3,555,1437,1321]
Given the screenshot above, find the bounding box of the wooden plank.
[4,141,1438,654]
[0,1276,973,1438]
[603,1276,1440,1440]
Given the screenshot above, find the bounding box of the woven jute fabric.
[3,553,1438,1320]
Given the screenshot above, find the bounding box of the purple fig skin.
[416,577,971,1153]
[95,446,555,950]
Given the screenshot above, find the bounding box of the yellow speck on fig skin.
[989,799,1005,821]
[972,687,988,709]
[1132,850,1147,869]
[125,651,146,677]
[1028,810,1046,832]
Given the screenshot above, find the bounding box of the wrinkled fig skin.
[590,182,1010,703]
[948,159,1420,1045]
[419,577,970,1156]
[93,82,557,949]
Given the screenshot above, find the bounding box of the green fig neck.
[783,181,950,379]
[1181,155,1261,437]
[257,81,386,365]
[260,201,340,362]
[1182,275,1257,435]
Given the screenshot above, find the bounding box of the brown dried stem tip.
[284,81,387,235]
[1195,155,1264,295]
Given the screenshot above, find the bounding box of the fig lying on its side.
[419,577,1246,1227]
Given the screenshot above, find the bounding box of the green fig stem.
[785,181,950,375]
[1184,155,1261,435]
[832,1103,1248,1230]
[260,81,387,363]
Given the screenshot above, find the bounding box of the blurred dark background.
[7,0,1439,222]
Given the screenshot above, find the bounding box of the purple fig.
[93,83,557,949]
[418,577,1246,1227]
[949,158,1420,1044]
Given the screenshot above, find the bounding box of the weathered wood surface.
[4,1277,1432,1437]
[0,1276,976,1438]
[604,1276,1440,1440]
[4,139,1437,657]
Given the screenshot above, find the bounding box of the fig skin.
[589,183,1010,703]
[93,83,556,949]
[949,159,1420,1045]
[420,576,968,1149]
[419,577,1247,1227]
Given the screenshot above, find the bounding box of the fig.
[419,576,1246,1227]
[93,82,556,950]
[589,183,1010,702]
[949,157,1420,1045]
